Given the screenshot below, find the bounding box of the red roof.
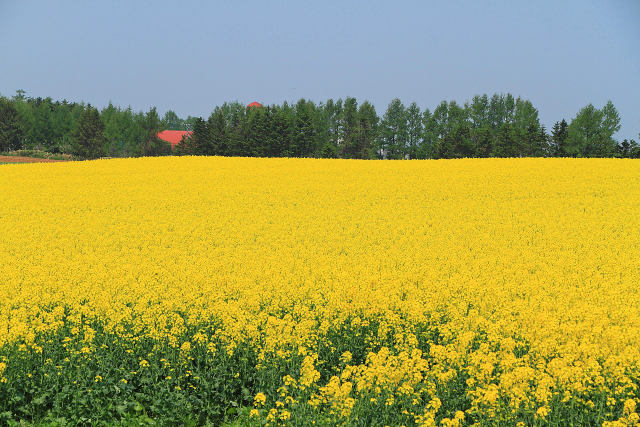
[157,130,192,147]
[247,101,263,108]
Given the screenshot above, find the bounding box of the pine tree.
[191,117,209,155]
[492,123,517,158]
[72,104,106,159]
[0,98,24,151]
[174,134,196,155]
[245,105,269,157]
[474,126,493,157]
[292,99,315,157]
[618,139,640,158]
[269,107,293,157]
[439,123,473,158]
[227,109,245,156]
[208,108,227,155]
[550,119,569,156]
[140,107,170,156]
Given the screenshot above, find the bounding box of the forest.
[0,90,638,159]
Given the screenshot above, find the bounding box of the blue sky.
[1,0,638,140]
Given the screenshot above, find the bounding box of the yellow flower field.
[0,157,639,425]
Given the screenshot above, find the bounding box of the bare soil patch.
[0,156,67,163]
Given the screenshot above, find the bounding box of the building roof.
[157,130,192,147]
[247,101,263,108]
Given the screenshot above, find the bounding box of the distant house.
[247,101,263,108]
[157,130,192,149]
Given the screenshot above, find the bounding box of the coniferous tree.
[522,123,547,157]
[30,97,55,149]
[550,119,569,156]
[73,104,106,159]
[618,139,640,158]
[618,139,631,158]
[538,125,550,157]
[226,109,245,156]
[292,99,315,157]
[245,105,270,157]
[492,122,517,158]
[174,134,196,155]
[102,103,123,156]
[439,123,473,158]
[3,90,630,160]
[191,117,209,155]
[140,107,170,156]
[207,108,227,155]
[0,98,24,151]
[474,126,493,157]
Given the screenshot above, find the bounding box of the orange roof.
[247,101,263,108]
[157,130,192,147]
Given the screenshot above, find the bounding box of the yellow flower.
[254,392,267,406]
[2,157,640,423]
[279,410,291,421]
[536,406,549,418]
[623,399,636,415]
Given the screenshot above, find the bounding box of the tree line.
[1,90,638,159]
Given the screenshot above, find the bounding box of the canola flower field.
[1,157,639,426]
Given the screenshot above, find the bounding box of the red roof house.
[247,101,263,108]
[157,130,192,148]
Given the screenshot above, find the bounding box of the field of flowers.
[1,157,639,426]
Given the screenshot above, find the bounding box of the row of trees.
[1,90,638,159]
[0,91,193,157]
[180,95,638,159]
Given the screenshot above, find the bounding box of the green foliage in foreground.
[0,311,637,426]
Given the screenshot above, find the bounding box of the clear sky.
[1,0,638,140]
